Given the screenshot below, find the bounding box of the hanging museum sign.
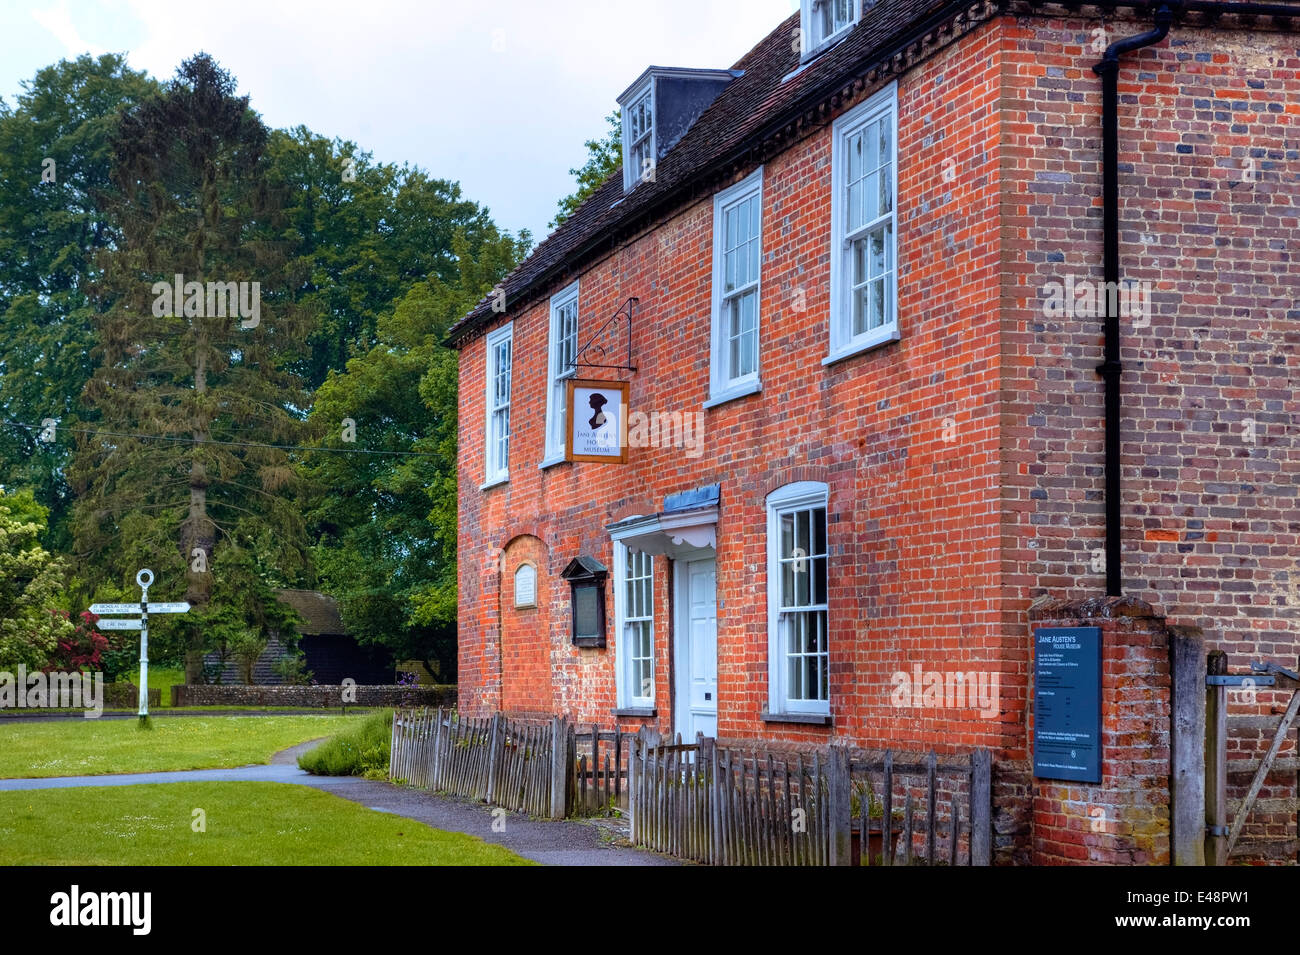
[565,379,629,464]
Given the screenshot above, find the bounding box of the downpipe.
[1092,4,1175,597]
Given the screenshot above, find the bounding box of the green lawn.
[149,668,186,707]
[0,715,367,778]
[0,782,532,865]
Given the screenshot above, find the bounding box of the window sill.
[822,327,901,367]
[480,475,509,491]
[703,379,761,410]
[572,636,606,649]
[761,710,832,727]
[613,707,657,718]
[539,454,568,471]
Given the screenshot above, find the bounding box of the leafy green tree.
[0,488,74,668]
[70,54,315,682]
[267,128,520,389]
[550,111,621,230]
[306,228,528,678]
[0,55,158,547]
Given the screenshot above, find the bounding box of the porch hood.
[606,484,720,557]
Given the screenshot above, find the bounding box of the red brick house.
[449,0,1300,864]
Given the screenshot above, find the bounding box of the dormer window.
[623,81,655,191]
[801,0,860,60]
[617,67,738,195]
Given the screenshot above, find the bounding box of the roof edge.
[451,0,1300,348]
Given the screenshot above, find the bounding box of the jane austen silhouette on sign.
[588,392,608,429]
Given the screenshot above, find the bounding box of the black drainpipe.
[1092,3,1175,597]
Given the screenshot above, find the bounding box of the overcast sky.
[0,0,798,239]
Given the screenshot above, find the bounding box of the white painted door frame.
[672,546,718,742]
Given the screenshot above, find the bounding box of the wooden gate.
[1205,653,1300,864]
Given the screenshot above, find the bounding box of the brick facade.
[455,7,1300,863]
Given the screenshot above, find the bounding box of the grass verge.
[0,714,367,778]
[0,782,533,865]
[148,668,186,707]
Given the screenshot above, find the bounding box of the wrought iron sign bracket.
[572,297,637,375]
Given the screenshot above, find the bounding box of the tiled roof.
[448,0,969,345]
[276,589,348,635]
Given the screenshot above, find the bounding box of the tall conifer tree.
[72,54,311,680]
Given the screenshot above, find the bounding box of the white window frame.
[707,167,764,407]
[613,542,655,709]
[766,481,830,717]
[800,0,860,62]
[621,79,655,192]
[542,281,579,467]
[483,322,512,487]
[826,82,899,365]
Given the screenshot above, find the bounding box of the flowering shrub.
[43,610,113,672]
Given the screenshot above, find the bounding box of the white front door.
[676,557,718,740]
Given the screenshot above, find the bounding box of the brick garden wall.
[1028,596,1173,865]
[171,684,456,708]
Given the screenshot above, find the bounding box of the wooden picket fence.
[392,711,994,865]
[389,708,557,817]
[572,724,631,815]
[629,732,992,866]
[630,736,832,865]
[850,749,991,866]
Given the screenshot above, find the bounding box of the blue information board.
[1033,626,1102,783]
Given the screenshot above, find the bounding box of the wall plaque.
[1033,626,1102,783]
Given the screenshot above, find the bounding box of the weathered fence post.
[709,739,722,866]
[430,707,444,789]
[388,709,399,780]
[485,712,503,804]
[566,721,578,816]
[628,730,640,841]
[971,748,992,866]
[828,745,852,866]
[1205,650,1228,866]
[549,717,567,820]
[1170,626,1206,865]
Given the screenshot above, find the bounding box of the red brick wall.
[499,535,553,715]
[457,10,1300,862]
[1000,12,1300,859]
[1028,597,1172,865]
[458,18,1016,756]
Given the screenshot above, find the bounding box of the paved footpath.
[0,739,680,866]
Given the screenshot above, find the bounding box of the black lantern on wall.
[560,556,607,648]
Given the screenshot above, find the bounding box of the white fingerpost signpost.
[89,569,190,722]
